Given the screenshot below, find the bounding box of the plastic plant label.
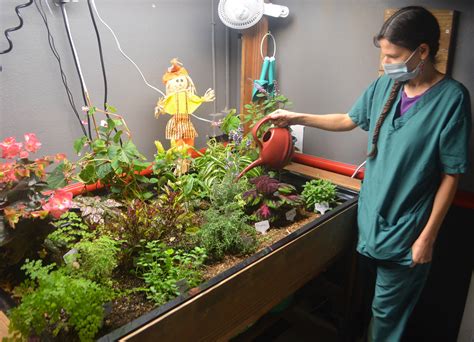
[63,248,78,263]
[314,202,330,215]
[255,220,270,234]
[285,208,297,221]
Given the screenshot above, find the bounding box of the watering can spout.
[237,158,263,180]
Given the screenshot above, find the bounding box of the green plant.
[242,86,292,131]
[243,175,302,222]
[219,109,240,135]
[135,241,206,305]
[193,139,261,197]
[301,179,338,210]
[44,212,95,260]
[69,236,120,284]
[49,105,156,200]
[8,259,112,341]
[199,205,257,261]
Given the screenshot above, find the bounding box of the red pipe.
[291,152,474,210]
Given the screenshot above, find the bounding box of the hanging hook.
[260,31,276,60]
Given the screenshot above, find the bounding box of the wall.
[0,0,229,160]
[263,0,474,192]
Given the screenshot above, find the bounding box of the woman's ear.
[419,43,430,61]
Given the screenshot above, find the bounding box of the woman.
[269,6,471,341]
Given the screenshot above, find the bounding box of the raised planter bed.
[98,169,358,341]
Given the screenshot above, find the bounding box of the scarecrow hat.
[162,58,189,84]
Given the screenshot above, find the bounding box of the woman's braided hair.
[367,81,402,158]
[368,6,440,158]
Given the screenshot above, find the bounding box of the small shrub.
[301,179,337,211]
[135,241,206,305]
[69,236,120,284]
[8,260,112,342]
[199,206,257,261]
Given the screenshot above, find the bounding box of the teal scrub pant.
[361,255,431,342]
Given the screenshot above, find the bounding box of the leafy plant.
[219,109,240,135]
[243,175,302,222]
[301,179,337,210]
[8,259,112,341]
[242,82,292,131]
[69,236,120,284]
[0,133,72,231]
[135,241,206,305]
[71,195,123,227]
[199,205,257,261]
[153,140,192,184]
[193,139,261,197]
[49,105,156,200]
[44,212,95,261]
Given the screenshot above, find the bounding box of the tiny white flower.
[100,120,108,127]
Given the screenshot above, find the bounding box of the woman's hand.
[268,109,299,127]
[411,236,434,266]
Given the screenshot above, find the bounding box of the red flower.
[24,133,42,153]
[55,153,67,161]
[0,137,23,159]
[42,190,73,219]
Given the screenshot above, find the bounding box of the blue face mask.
[383,47,423,82]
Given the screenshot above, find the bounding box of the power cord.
[33,0,88,137]
[0,0,34,54]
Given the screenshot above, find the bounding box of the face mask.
[383,47,423,82]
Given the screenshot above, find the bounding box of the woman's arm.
[411,173,460,265]
[269,109,357,132]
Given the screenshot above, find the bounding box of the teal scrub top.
[349,75,472,265]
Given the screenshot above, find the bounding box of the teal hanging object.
[252,32,277,102]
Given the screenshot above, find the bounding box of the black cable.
[0,0,34,54]
[34,0,88,137]
[87,0,108,112]
[59,2,92,139]
[86,0,122,145]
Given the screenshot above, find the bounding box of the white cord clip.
[260,31,276,60]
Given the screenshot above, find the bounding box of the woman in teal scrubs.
[269,6,471,341]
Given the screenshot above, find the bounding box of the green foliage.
[49,107,156,200]
[208,171,249,210]
[8,260,112,341]
[152,141,192,184]
[242,93,292,131]
[243,175,302,222]
[220,109,240,135]
[69,236,120,284]
[44,212,94,260]
[135,241,206,305]
[193,139,261,197]
[198,205,257,261]
[301,179,338,210]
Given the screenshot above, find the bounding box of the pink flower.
[42,190,73,219]
[24,133,42,153]
[19,150,29,159]
[0,162,17,183]
[0,137,23,159]
[55,153,67,161]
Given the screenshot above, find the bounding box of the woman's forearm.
[418,173,459,244]
[291,113,357,131]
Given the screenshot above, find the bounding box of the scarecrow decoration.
[154,58,215,148]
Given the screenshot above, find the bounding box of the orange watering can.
[237,116,294,179]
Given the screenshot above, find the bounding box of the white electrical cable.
[211,0,217,114]
[90,0,165,97]
[351,160,367,178]
[45,0,54,16]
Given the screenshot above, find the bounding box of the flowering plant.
[0,134,72,231]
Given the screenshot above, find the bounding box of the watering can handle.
[251,116,273,149]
